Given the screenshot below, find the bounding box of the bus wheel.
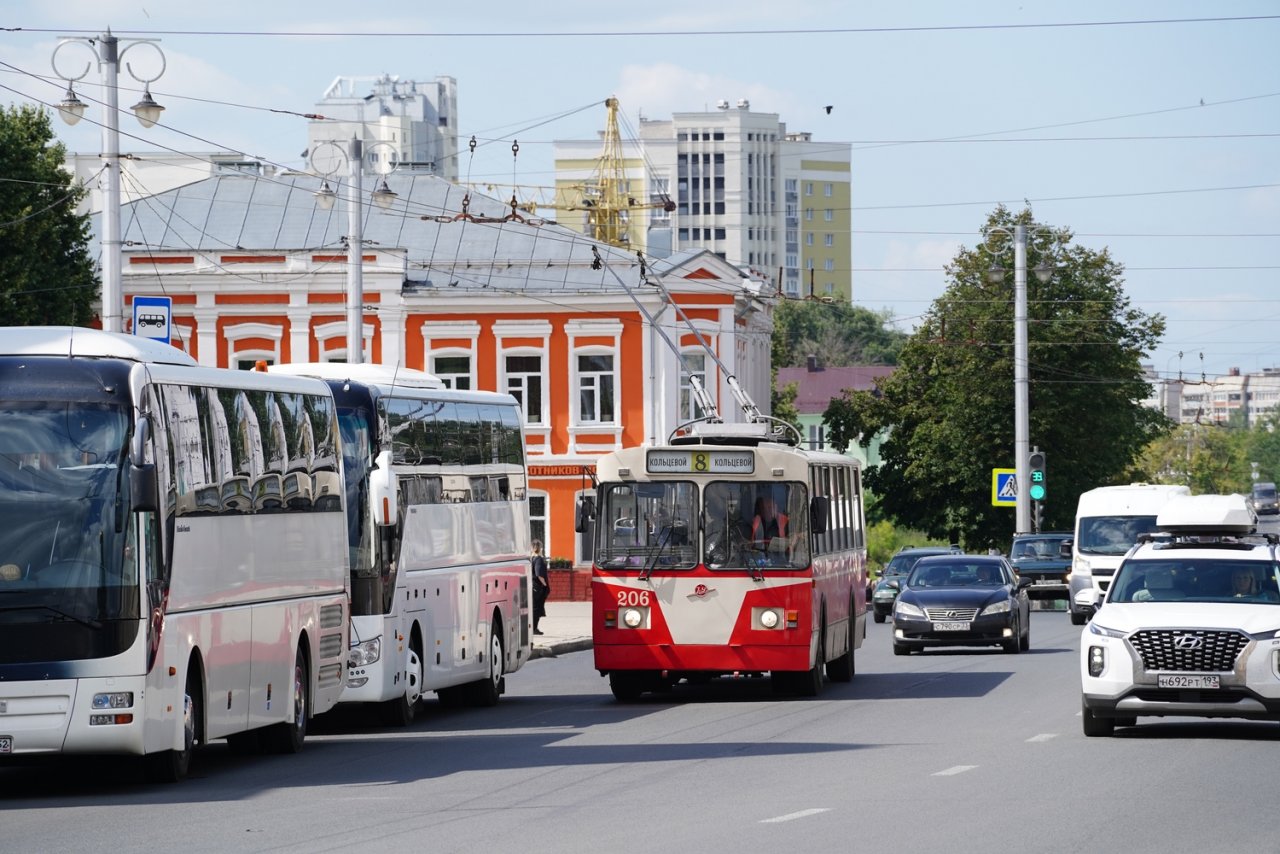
[609,672,644,702]
[469,625,505,707]
[146,672,199,783]
[825,615,855,683]
[265,647,309,754]
[384,641,424,726]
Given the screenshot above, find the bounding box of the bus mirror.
[130,414,151,467]
[370,450,398,527]
[130,463,159,512]
[575,496,595,533]
[810,495,830,534]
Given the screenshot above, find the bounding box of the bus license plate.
[933,621,969,632]
[0,736,11,754]
[1158,674,1220,689]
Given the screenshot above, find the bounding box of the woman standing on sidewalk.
[531,540,549,635]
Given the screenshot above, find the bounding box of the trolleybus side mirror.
[370,449,398,527]
[810,495,830,535]
[575,496,595,533]
[129,415,159,513]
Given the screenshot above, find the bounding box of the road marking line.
[1026,733,1058,743]
[761,808,831,824]
[932,765,977,776]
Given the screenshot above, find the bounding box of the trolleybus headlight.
[760,609,780,629]
[622,608,644,629]
[348,637,382,668]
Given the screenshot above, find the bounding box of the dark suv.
[1009,532,1073,600]
[870,545,961,622]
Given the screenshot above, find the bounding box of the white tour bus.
[272,363,531,723]
[1067,483,1191,624]
[0,328,349,781]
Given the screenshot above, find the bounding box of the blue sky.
[3,1,1277,380]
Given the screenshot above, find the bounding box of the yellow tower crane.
[490,98,674,250]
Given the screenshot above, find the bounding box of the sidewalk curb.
[530,638,593,659]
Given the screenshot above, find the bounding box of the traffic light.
[1028,451,1047,501]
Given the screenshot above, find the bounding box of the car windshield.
[1110,558,1280,604]
[1254,485,1276,501]
[1078,515,1160,556]
[908,561,1006,588]
[1011,537,1067,560]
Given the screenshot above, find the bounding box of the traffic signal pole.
[1013,224,1031,533]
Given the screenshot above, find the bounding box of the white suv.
[1079,493,1280,736]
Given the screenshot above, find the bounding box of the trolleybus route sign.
[646,449,755,474]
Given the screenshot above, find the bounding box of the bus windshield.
[704,482,809,570]
[598,481,698,570]
[0,403,136,617]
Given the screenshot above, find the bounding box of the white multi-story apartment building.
[307,74,459,181]
[553,101,851,300]
[1152,367,1280,427]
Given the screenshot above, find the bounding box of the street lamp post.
[53,31,166,334]
[311,140,398,364]
[984,223,1058,534]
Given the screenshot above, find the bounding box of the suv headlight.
[1088,622,1126,639]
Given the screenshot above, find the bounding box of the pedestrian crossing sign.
[992,468,1017,507]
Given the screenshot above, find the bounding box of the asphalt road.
[2,612,1277,854]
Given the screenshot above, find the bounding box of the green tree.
[772,298,907,368]
[1137,414,1280,494]
[823,207,1170,550]
[0,104,97,325]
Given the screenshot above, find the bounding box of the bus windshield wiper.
[0,602,102,629]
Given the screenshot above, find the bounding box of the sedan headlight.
[894,600,924,618]
[348,636,382,668]
[1088,621,1126,639]
[980,599,1011,616]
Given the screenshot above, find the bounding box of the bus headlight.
[92,692,134,709]
[348,637,382,668]
[760,609,780,629]
[622,608,645,628]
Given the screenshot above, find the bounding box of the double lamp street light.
[983,223,1059,534]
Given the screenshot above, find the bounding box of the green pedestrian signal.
[1028,451,1047,501]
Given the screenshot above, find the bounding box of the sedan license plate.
[1157,674,1220,690]
[932,621,970,632]
[0,736,11,754]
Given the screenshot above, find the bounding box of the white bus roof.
[271,361,444,389]
[0,326,197,366]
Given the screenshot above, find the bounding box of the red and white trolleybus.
[584,424,868,700]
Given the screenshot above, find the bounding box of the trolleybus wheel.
[825,612,855,683]
[609,672,644,702]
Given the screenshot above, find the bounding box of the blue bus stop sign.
[132,296,172,345]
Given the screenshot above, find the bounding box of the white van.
[1067,483,1191,624]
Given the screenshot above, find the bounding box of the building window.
[577,354,615,423]
[824,183,833,197]
[824,233,834,247]
[714,228,726,239]
[824,209,833,222]
[804,208,813,221]
[824,259,835,272]
[529,491,547,547]
[805,233,814,246]
[432,355,471,390]
[679,353,708,423]
[805,182,813,196]
[504,354,544,425]
[808,423,825,451]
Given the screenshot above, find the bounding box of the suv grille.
[924,608,979,621]
[1129,629,1249,672]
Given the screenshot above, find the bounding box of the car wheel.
[1070,610,1086,626]
[892,642,910,656]
[1081,698,1114,737]
[873,612,886,624]
[1003,619,1021,654]
[1020,618,1031,652]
